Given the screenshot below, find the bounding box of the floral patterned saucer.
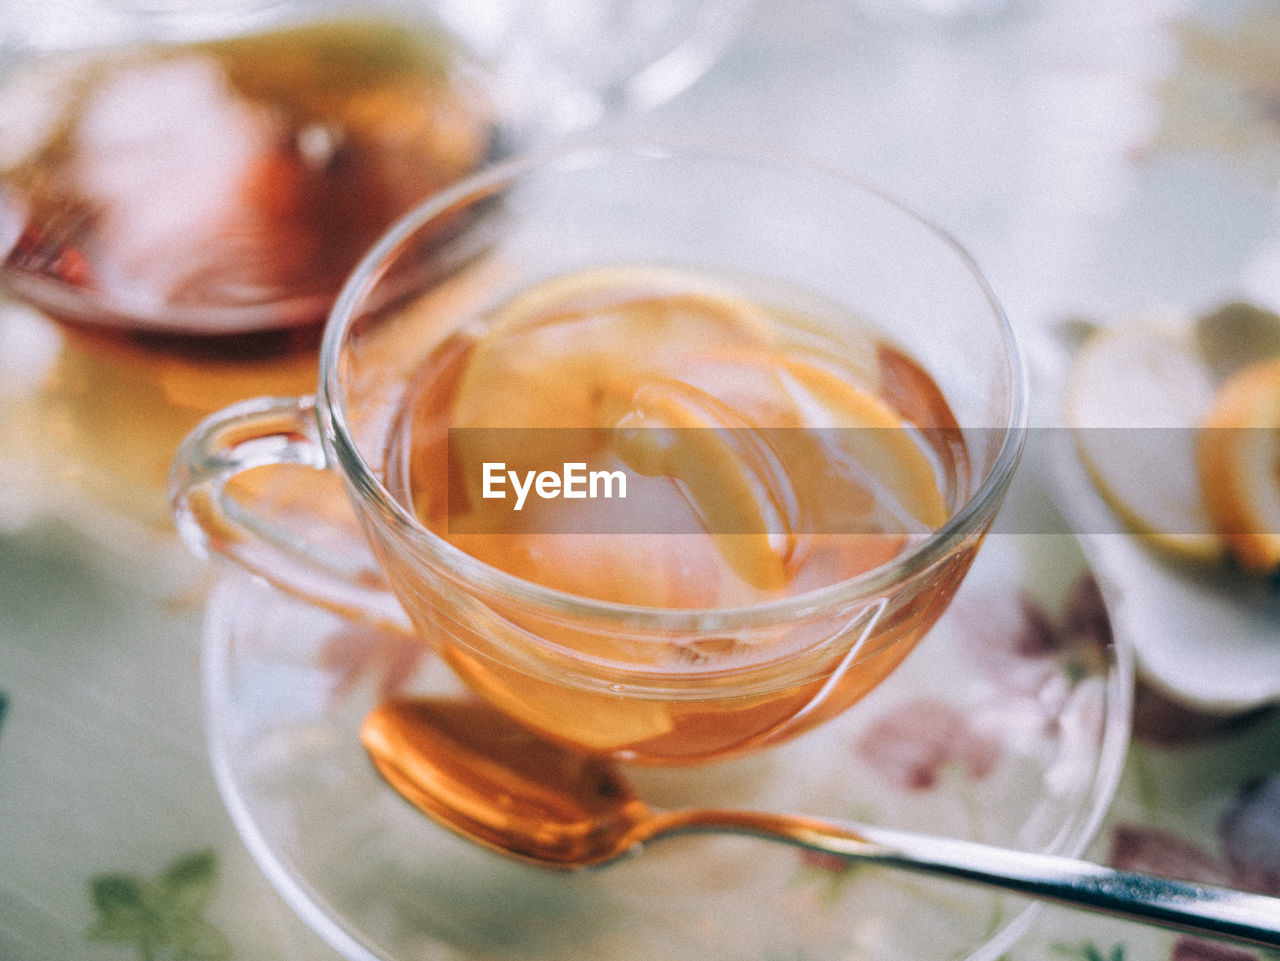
[200,475,1133,961]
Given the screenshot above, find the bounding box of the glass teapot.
[0,0,749,338]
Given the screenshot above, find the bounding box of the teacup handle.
[169,395,412,632]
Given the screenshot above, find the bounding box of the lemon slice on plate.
[1065,317,1224,562]
[1197,356,1280,574]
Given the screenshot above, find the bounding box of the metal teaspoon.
[360,698,1280,949]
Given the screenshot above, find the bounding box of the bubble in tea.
[380,264,977,762]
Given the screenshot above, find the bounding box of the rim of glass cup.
[319,137,1030,631]
[4,0,753,126]
[7,0,297,46]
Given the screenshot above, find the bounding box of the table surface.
[2,1,1279,959]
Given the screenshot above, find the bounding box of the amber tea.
[376,264,978,762]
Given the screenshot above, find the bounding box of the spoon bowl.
[362,696,1280,950]
[360,697,645,867]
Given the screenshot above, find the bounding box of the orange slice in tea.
[777,355,949,531]
[444,265,787,522]
[482,264,780,349]
[614,378,800,591]
[1197,356,1280,573]
[449,265,779,430]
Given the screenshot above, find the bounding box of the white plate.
[1028,329,1280,713]
[201,475,1132,961]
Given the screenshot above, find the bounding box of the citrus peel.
[1066,307,1280,573]
[1196,357,1280,574]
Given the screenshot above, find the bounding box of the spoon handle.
[666,810,1280,948]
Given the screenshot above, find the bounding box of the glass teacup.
[171,139,1028,765]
